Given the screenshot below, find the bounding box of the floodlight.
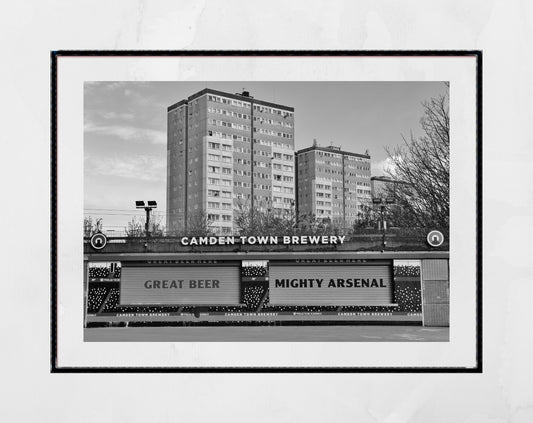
[135,200,157,237]
[372,198,382,205]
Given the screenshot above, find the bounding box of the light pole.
[135,200,157,237]
[372,197,395,248]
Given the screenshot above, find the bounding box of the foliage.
[182,210,214,237]
[384,89,449,228]
[84,217,103,236]
[125,212,164,237]
[352,204,378,231]
[235,201,346,237]
[234,201,298,236]
[296,213,343,236]
[83,216,96,237]
[124,217,144,237]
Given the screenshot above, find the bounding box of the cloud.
[101,111,135,121]
[104,82,130,90]
[372,156,401,176]
[123,86,168,109]
[85,155,166,182]
[84,121,166,145]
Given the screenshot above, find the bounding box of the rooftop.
[168,88,295,112]
[296,144,370,159]
[371,176,395,182]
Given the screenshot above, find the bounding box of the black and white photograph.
[53,52,479,370]
[83,81,451,343]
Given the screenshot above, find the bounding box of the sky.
[84,81,448,232]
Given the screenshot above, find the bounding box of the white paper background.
[2,0,532,422]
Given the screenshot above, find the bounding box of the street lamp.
[375,196,396,247]
[372,197,390,247]
[136,200,157,237]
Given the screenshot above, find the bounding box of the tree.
[149,212,165,236]
[233,201,252,236]
[124,212,165,237]
[384,90,449,228]
[84,217,103,236]
[84,216,96,237]
[184,210,214,237]
[353,203,378,231]
[297,212,344,236]
[235,201,299,237]
[124,216,144,237]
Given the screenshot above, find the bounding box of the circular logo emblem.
[427,230,444,247]
[90,233,107,250]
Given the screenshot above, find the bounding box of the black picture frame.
[51,50,482,373]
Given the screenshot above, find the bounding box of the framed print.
[51,50,481,372]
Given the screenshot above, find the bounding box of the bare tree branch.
[384,91,449,228]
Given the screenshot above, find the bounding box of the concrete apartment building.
[371,175,396,199]
[295,142,372,229]
[166,89,295,235]
[371,175,407,201]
